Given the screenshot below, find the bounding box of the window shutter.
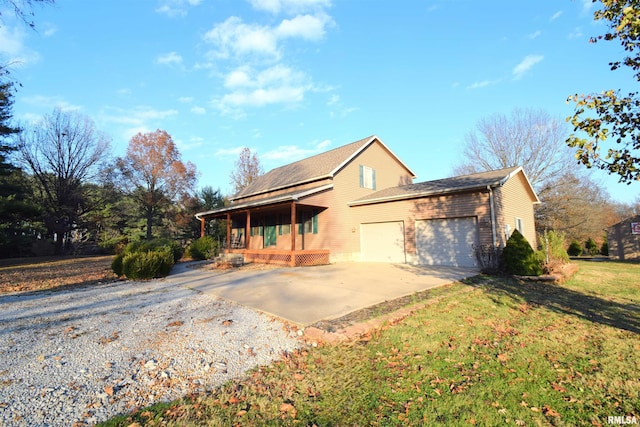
[359,165,364,188]
[312,210,318,234]
[372,169,376,190]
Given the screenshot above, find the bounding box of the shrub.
[601,240,609,256]
[585,237,599,256]
[112,238,182,279]
[501,229,542,276]
[567,241,583,257]
[539,230,570,264]
[112,253,125,277]
[188,236,219,260]
[122,249,174,280]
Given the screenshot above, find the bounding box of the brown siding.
[349,191,493,262]
[607,216,640,260]
[494,171,538,248]
[303,140,414,261]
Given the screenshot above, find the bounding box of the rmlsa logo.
[608,416,639,425]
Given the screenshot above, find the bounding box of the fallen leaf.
[167,320,184,327]
[222,319,233,326]
[104,385,114,396]
[293,373,304,381]
[228,396,240,404]
[543,405,560,417]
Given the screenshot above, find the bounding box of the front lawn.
[102,260,640,426]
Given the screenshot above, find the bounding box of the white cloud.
[248,0,331,14]
[550,11,563,21]
[214,64,311,111]
[190,106,206,114]
[466,79,501,89]
[203,12,333,60]
[178,96,194,103]
[156,0,203,17]
[0,24,39,67]
[512,54,543,79]
[100,106,178,140]
[262,139,332,163]
[528,30,541,40]
[156,51,183,66]
[177,136,204,150]
[276,14,331,41]
[204,17,279,59]
[21,95,82,112]
[568,27,583,40]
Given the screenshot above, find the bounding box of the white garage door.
[415,217,478,267]
[360,221,406,263]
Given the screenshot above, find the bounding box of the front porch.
[197,199,330,267]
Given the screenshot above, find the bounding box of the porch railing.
[240,249,330,267]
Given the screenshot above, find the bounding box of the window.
[515,217,524,234]
[298,210,318,234]
[250,225,263,236]
[359,165,376,190]
[278,214,291,235]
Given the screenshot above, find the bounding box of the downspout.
[487,185,497,247]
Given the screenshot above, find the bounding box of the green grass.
[100,260,640,426]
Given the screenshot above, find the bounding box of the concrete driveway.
[165,262,478,325]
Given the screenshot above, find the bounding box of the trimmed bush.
[189,236,219,260]
[567,241,583,257]
[122,249,174,280]
[601,240,609,256]
[586,237,599,256]
[501,229,542,276]
[112,238,182,279]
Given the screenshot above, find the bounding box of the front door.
[264,216,277,247]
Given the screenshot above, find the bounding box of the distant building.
[607,215,640,261]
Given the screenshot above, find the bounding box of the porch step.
[214,253,245,268]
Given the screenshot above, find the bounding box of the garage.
[360,221,406,263]
[415,217,478,267]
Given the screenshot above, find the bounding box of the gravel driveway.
[0,274,301,426]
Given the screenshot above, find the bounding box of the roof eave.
[196,184,333,218]
[348,185,492,207]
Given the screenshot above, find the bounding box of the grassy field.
[96,260,639,427]
[0,255,116,293]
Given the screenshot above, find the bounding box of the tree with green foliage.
[566,0,640,182]
[568,240,583,257]
[0,79,40,256]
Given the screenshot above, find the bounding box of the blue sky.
[2,0,638,203]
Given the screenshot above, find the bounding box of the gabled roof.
[232,135,416,201]
[349,166,540,206]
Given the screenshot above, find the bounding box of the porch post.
[290,202,296,266]
[245,210,251,249]
[226,213,231,250]
[200,218,205,238]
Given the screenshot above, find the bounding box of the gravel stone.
[0,273,301,426]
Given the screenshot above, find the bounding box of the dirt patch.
[0,256,118,294]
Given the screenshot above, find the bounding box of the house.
[607,215,640,261]
[195,135,540,267]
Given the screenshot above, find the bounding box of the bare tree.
[16,108,111,254]
[230,147,263,195]
[117,129,197,240]
[0,0,54,29]
[454,108,576,188]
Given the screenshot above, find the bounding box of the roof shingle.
[233,135,375,200]
[349,166,523,205]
